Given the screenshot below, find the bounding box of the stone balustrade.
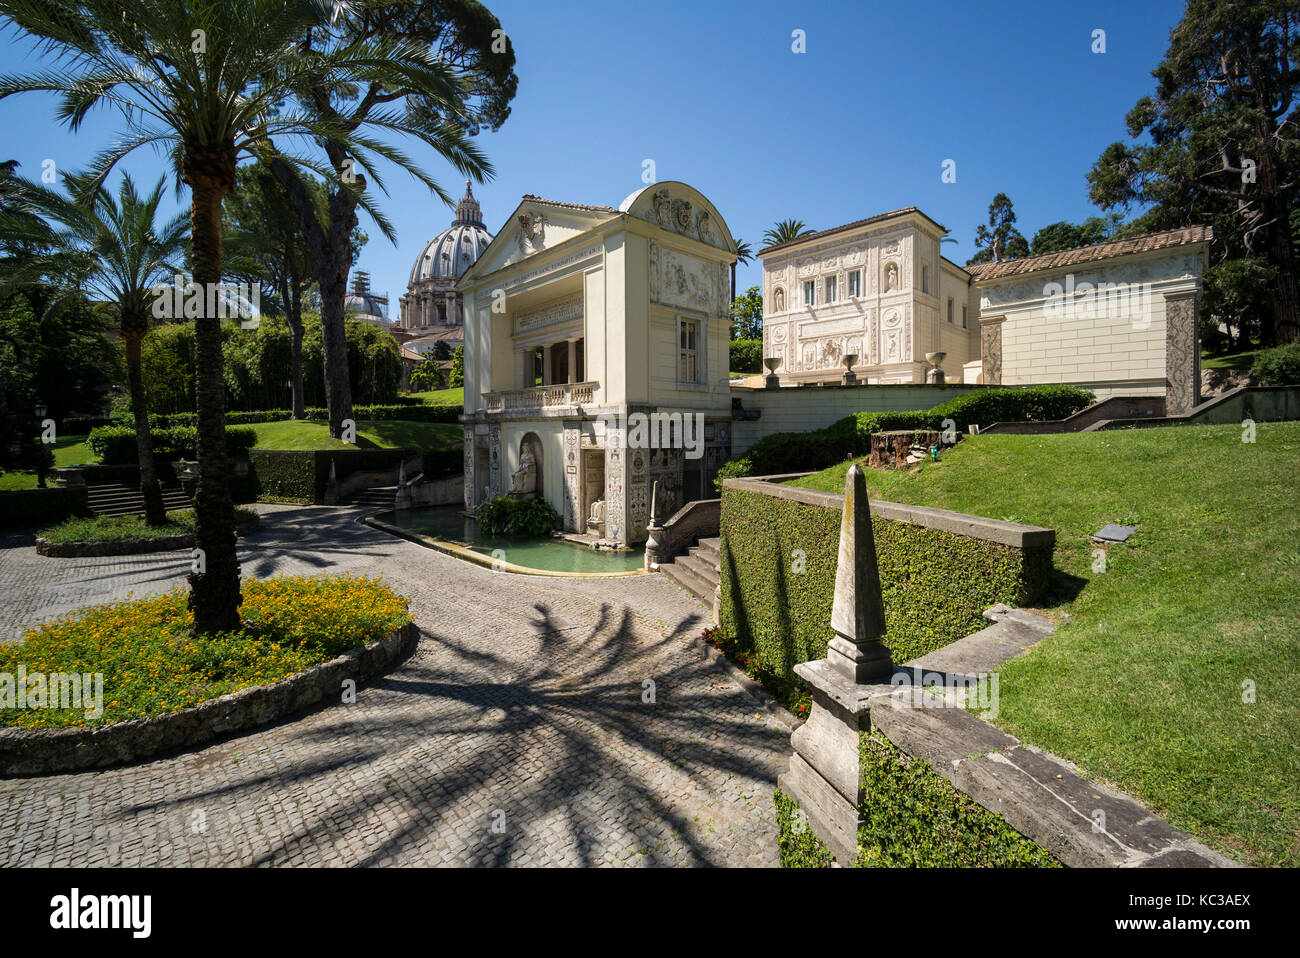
[483,380,598,414]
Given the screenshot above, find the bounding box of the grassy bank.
[789,422,1300,867]
[250,419,461,450]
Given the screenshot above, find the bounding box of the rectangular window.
[848,271,861,297]
[825,275,837,303]
[962,305,968,328]
[804,280,815,307]
[679,319,698,383]
[947,298,954,324]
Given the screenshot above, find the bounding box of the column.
[542,343,552,386]
[567,339,577,384]
[517,347,528,390]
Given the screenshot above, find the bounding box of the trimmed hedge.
[0,486,89,530]
[775,733,1059,867]
[246,447,415,503]
[86,426,258,465]
[114,404,463,429]
[421,446,463,479]
[717,385,1094,486]
[719,487,1052,685]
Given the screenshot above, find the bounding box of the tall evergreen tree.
[1087,0,1300,344]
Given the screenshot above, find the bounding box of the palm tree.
[0,0,481,633]
[0,171,187,525]
[730,237,752,303]
[762,219,812,248]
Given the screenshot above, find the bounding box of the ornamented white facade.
[458,182,737,547]
[761,210,1211,411]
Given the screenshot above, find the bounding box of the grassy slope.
[407,386,463,405]
[250,419,461,450]
[790,423,1300,866]
[0,436,96,488]
[1201,348,1263,371]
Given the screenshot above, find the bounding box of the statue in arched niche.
[773,287,785,312]
[885,262,899,291]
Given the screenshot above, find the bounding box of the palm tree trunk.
[320,195,356,439]
[287,255,305,419]
[184,156,242,635]
[123,324,166,526]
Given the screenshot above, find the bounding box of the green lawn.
[0,435,95,488]
[1202,348,1263,371]
[251,418,461,450]
[407,386,463,405]
[790,422,1300,867]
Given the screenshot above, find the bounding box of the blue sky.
[0,0,1187,309]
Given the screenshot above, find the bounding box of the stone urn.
[841,353,859,386]
[924,351,947,385]
[764,356,782,389]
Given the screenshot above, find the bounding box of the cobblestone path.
[0,505,790,867]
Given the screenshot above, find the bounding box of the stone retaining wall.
[0,624,413,777]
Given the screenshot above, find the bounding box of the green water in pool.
[371,505,646,574]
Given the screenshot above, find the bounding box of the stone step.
[692,538,721,567]
[86,483,192,517]
[677,550,719,586]
[659,559,715,605]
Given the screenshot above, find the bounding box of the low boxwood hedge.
[717,385,1094,486]
[87,425,258,465]
[718,487,1052,685]
[114,403,463,429]
[774,732,1059,867]
[0,486,89,530]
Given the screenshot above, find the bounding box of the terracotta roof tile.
[962,226,1213,281]
[520,194,618,213]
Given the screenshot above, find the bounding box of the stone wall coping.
[722,475,1055,550]
[0,623,413,777]
[868,687,1240,868]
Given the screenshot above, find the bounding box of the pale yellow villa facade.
[759,210,1211,414]
[457,181,737,547]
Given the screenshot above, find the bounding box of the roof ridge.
[963,225,1213,281]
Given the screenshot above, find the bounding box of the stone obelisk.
[777,463,894,863]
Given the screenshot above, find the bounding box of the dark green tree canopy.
[969,193,1029,264]
[1086,0,1300,343]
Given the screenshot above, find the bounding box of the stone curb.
[36,516,260,558]
[0,622,413,777]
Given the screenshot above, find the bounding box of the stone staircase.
[658,536,721,606]
[347,485,399,511]
[87,481,192,518]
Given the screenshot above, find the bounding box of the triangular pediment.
[462,197,618,283]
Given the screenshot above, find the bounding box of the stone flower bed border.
[0,623,414,777]
[35,514,261,558]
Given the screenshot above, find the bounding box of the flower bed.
[699,625,812,717]
[0,574,411,730]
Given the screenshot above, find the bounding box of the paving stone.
[0,504,788,867]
